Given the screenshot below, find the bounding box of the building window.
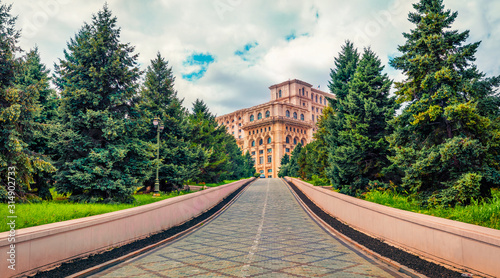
[239,135,242,139]
[267,155,272,163]
[286,126,288,131]
[259,157,264,164]
[239,117,241,120]
[250,115,254,122]
[252,140,255,147]
[258,113,262,120]
[267,137,271,144]
[300,114,304,121]
[269,127,271,131]
[260,170,264,173]
[239,129,242,133]
[294,138,297,145]
[312,114,315,121]
[268,175,272,178]
[239,123,242,126]
[251,151,256,155]
[252,130,255,134]
[286,137,290,144]
[265,110,270,118]
[320,96,323,104]
[260,150,264,154]
[286,148,290,152]
[316,95,318,102]
[259,139,263,145]
[293,112,297,119]
[268,169,272,173]
[279,89,282,98]
[302,139,306,145]
[286,110,290,117]
[311,93,314,100]
[267,148,272,153]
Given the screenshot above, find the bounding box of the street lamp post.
[153,116,164,197]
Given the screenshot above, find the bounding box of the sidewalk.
[91,178,403,277]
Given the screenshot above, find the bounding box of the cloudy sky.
[7,0,500,116]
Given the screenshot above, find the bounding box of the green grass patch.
[204,180,239,187]
[0,191,189,233]
[362,188,500,230]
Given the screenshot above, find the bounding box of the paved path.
[92,179,403,278]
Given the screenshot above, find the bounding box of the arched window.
[250,115,254,122]
[293,112,297,119]
[259,139,263,145]
[286,137,290,144]
[294,138,297,145]
[302,88,305,96]
[300,114,304,121]
[320,96,323,104]
[316,95,318,102]
[311,93,314,100]
[267,137,271,144]
[258,113,262,120]
[286,110,290,117]
[265,111,270,118]
[279,90,282,98]
[302,139,306,145]
[251,140,255,147]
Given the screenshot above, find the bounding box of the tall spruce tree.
[53,5,147,203]
[278,154,290,178]
[325,41,360,185]
[0,3,55,202]
[388,0,500,206]
[330,48,396,196]
[189,99,231,183]
[140,53,205,191]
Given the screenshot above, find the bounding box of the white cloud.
[7,0,500,116]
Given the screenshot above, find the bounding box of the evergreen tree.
[286,143,302,178]
[139,53,205,191]
[0,2,55,202]
[242,151,256,178]
[278,154,290,178]
[52,5,146,203]
[330,48,396,196]
[189,99,231,183]
[388,0,500,206]
[15,48,59,200]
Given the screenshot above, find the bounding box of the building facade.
[216,79,332,178]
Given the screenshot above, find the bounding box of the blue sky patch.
[235,42,259,61]
[182,52,216,81]
[285,31,310,41]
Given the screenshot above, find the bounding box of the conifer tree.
[388,0,500,206]
[330,48,396,195]
[324,41,360,184]
[0,3,55,201]
[53,5,146,203]
[189,99,231,183]
[242,151,256,178]
[278,154,290,178]
[140,53,205,191]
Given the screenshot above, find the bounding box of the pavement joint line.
[240,178,269,277]
[283,178,428,278]
[66,179,256,278]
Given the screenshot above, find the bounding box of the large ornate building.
[216,79,332,178]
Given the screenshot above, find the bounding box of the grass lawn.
[204,180,239,187]
[0,191,189,233]
[361,188,500,230]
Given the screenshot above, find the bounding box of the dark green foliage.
[277,153,290,178]
[297,141,324,180]
[139,53,205,191]
[52,5,146,203]
[278,143,302,178]
[189,99,250,183]
[329,48,396,196]
[387,0,500,206]
[0,3,55,202]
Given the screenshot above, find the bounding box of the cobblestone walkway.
[92,179,403,277]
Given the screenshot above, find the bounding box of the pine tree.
[242,151,256,178]
[330,48,396,196]
[278,154,290,178]
[53,5,146,203]
[286,143,302,178]
[324,41,360,185]
[0,3,55,202]
[189,99,231,183]
[140,53,205,191]
[16,48,59,200]
[388,0,500,206]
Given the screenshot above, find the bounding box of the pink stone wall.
[0,179,252,278]
[289,178,500,277]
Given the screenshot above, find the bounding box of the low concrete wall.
[0,179,252,277]
[289,178,500,277]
